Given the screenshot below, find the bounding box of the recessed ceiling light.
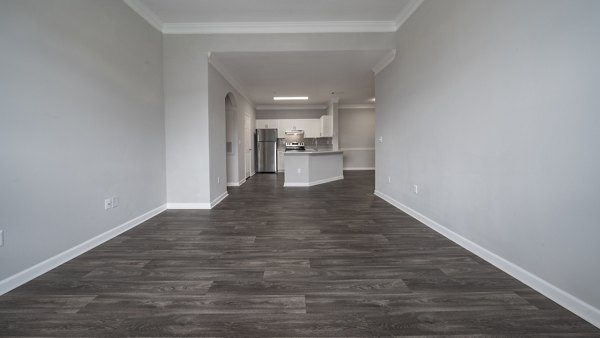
[273,96,309,101]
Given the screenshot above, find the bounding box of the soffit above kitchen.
[211,50,389,106]
[124,0,424,34]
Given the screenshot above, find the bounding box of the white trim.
[344,167,375,171]
[339,104,376,110]
[162,21,396,35]
[209,54,254,106]
[0,204,166,296]
[284,175,344,187]
[227,178,247,187]
[394,0,425,30]
[372,49,397,75]
[123,0,163,32]
[373,190,600,329]
[210,191,229,208]
[166,203,211,209]
[284,182,309,187]
[340,147,375,151]
[255,105,327,111]
[124,0,422,35]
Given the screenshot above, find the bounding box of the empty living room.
[1,0,599,336]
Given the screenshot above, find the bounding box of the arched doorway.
[225,93,237,186]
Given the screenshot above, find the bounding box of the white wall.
[208,64,256,197]
[163,32,395,205]
[339,108,375,169]
[163,39,210,206]
[376,0,600,325]
[0,1,165,282]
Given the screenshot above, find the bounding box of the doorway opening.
[225,93,237,187]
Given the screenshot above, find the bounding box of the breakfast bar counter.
[283,150,344,187]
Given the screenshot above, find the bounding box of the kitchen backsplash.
[277,137,333,150]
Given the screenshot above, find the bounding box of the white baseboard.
[283,182,309,187]
[210,191,228,208]
[343,167,375,171]
[373,190,600,329]
[284,175,344,187]
[166,192,228,210]
[0,203,167,296]
[227,178,247,187]
[166,202,211,209]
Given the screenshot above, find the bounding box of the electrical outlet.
[0,230,4,247]
[112,196,119,208]
[217,177,221,184]
[414,184,419,194]
[104,198,113,210]
[388,176,391,183]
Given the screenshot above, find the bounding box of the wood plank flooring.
[1,171,598,336]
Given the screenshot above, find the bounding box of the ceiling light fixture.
[273,96,309,101]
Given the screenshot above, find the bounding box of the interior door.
[245,114,252,178]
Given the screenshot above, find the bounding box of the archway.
[225,93,237,187]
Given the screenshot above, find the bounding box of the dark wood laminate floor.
[1,171,598,337]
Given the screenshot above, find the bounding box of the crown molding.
[124,0,422,34]
[255,105,327,111]
[123,0,162,32]
[339,104,375,110]
[395,0,424,30]
[163,21,397,35]
[208,53,254,107]
[372,49,396,75]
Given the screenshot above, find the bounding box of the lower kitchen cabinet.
[277,150,285,172]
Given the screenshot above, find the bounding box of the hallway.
[0,171,597,336]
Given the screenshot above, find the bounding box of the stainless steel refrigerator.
[256,128,278,173]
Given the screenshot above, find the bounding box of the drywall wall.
[225,95,237,185]
[164,32,395,205]
[376,0,600,324]
[208,63,256,198]
[0,1,165,282]
[327,101,340,150]
[256,110,326,120]
[163,39,211,206]
[339,108,375,169]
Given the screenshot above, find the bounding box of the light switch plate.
[104,198,113,210]
[0,230,4,247]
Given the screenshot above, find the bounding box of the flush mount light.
[273,96,309,101]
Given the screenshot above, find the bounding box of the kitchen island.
[283,150,344,187]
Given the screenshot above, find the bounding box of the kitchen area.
[255,111,344,187]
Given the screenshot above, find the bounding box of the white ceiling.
[124,0,424,33]
[211,50,390,106]
[123,0,419,108]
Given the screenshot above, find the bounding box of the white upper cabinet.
[256,119,278,129]
[303,119,320,138]
[320,115,333,137]
[256,117,328,138]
